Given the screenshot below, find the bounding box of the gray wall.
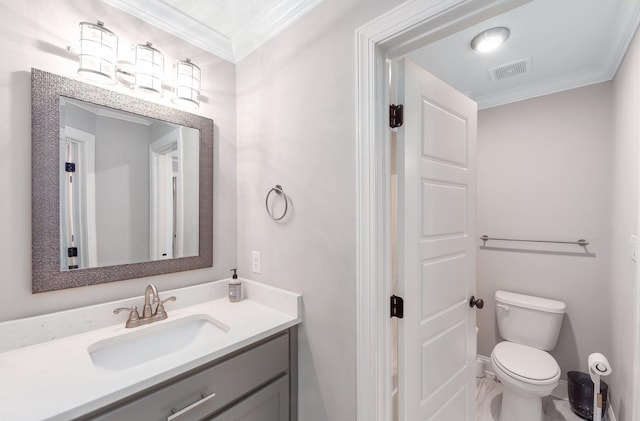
[94,116,151,266]
[0,0,236,320]
[63,101,96,135]
[150,121,178,140]
[181,126,200,257]
[476,82,613,380]
[235,0,402,419]
[610,23,640,421]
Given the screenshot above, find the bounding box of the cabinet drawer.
[209,375,289,421]
[89,332,289,421]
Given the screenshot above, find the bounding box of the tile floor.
[476,376,585,421]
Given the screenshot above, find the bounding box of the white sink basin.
[88,314,229,371]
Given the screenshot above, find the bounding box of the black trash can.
[567,371,609,420]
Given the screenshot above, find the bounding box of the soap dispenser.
[229,268,241,302]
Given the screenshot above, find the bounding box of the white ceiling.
[100,0,324,62]
[101,0,640,108]
[408,0,640,109]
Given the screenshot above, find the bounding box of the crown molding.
[601,0,640,80]
[232,0,324,61]
[64,97,154,125]
[101,0,234,62]
[476,65,608,109]
[101,0,323,63]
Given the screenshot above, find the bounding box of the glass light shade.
[470,27,510,53]
[172,59,201,108]
[78,21,118,84]
[132,42,164,95]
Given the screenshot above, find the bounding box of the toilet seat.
[492,341,560,386]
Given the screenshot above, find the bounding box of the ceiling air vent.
[489,57,531,82]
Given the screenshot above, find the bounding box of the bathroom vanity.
[0,279,301,421]
[85,330,295,420]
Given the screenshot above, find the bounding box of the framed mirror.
[31,68,213,293]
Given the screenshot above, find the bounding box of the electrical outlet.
[631,235,638,263]
[252,250,261,273]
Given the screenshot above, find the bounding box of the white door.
[397,59,477,420]
[149,132,179,260]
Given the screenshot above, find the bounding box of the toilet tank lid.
[495,291,566,314]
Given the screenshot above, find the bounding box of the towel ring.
[265,185,288,221]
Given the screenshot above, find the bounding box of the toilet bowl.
[491,291,566,421]
[491,341,560,420]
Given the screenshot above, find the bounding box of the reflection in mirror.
[59,97,199,270]
[32,68,213,293]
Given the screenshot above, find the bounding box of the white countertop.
[0,279,301,420]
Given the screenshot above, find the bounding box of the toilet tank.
[495,291,566,351]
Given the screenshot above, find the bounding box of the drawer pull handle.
[167,392,216,421]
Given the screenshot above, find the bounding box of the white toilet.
[491,291,566,421]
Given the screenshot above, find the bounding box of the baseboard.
[552,379,569,400]
[477,354,493,376]
[477,354,617,420]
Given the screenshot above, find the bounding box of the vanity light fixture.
[172,58,201,109]
[132,42,164,95]
[77,21,118,84]
[470,27,510,53]
[75,21,202,109]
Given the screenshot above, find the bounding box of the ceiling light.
[132,42,164,95]
[78,21,118,84]
[470,27,510,53]
[172,59,201,109]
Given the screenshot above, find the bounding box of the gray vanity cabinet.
[210,375,289,421]
[82,329,296,421]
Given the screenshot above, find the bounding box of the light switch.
[252,250,261,273]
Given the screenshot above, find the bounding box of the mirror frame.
[31,68,213,293]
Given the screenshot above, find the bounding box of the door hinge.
[390,104,403,128]
[390,295,404,318]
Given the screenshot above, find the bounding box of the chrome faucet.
[113,284,176,328]
[143,284,160,319]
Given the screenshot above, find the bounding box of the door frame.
[60,126,97,269]
[149,130,180,260]
[354,1,533,420]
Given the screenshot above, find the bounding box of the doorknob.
[469,296,484,309]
